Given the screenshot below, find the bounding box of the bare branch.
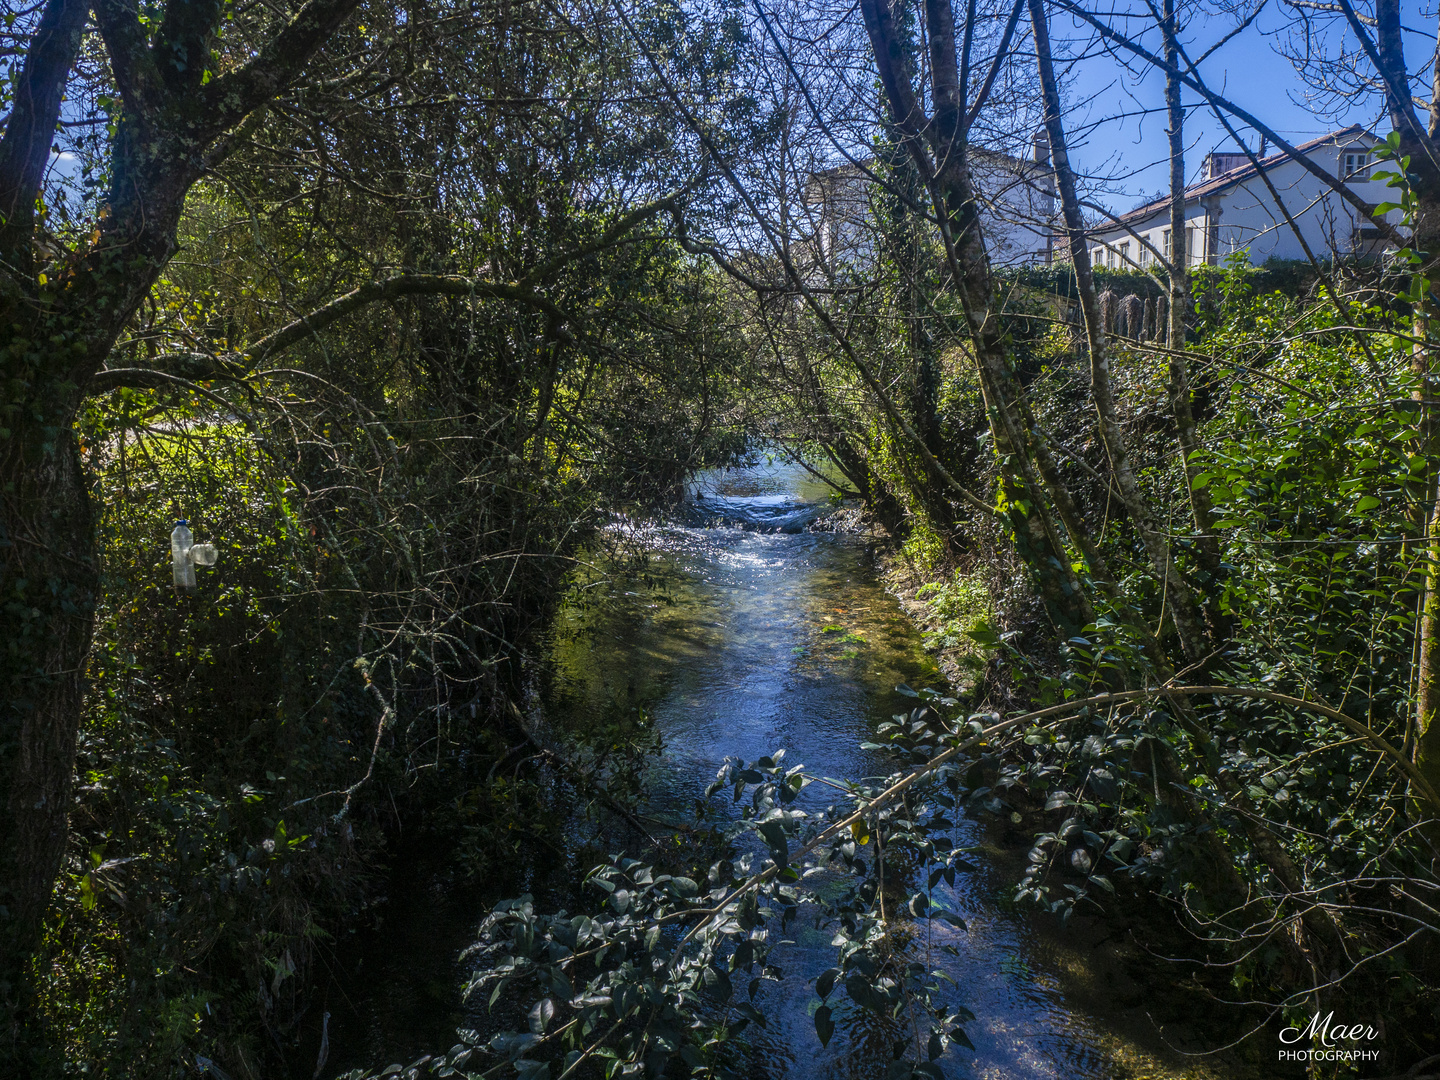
[0,0,86,271]
[197,0,362,140]
[1283,0,1374,25]
[1051,0,1406,246]
[89,276,577,394]
[964,0,1025,134]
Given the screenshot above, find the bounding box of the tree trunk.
[1160,1,1229,646]
[1409,188,1440,840]
[0,403,96,1060]
[1029,0,1212,666]
[858,0,1094,633]
[1374,0,1440,840]
[1411,284,1440,846]
[1028,0,1342,957]
[0,0,362,1058]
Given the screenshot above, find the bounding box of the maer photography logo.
[1277,1011,1381,1065]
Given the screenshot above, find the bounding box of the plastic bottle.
[171,520,195,589]
[191,542,218,568]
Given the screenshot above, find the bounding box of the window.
[1138,244,1149,267]
[1187,226,1198,263]
[1354,224,1384,247]
[1108,247,1116,268]
[1119,241,1130,265]
[1343,150,1371,181]
[1162,228,1172,259]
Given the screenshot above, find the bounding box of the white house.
[1086,125,1403,269]
[806,137,1058,271]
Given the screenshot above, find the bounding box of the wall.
[807,156,1056,272]
[1088,135,1405,268]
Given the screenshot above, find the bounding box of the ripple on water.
[327,459,1249,1077]
[536,459,1224,1078]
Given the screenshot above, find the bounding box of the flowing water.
[332,458,1246,1079]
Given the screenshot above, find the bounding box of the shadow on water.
[322,457,1266,1079]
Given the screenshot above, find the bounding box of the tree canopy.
[3,0,1440,1075]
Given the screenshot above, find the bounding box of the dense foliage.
[4,0,1440,1074]
[11,0,761,1072]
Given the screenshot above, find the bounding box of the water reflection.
[543,459,1136,1078]
[331,457,1221,1078]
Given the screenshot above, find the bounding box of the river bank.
[862,509,1301,1080]
[322,458,1300,1079]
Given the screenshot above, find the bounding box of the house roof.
[1094,123,1375,235]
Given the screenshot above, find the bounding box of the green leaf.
[734,1002,767,1028]
[816,966,840,999]
[758,821,789,866]
[704,964,733,1002]
[814,1004,835,1047]
[527,998,555,1034]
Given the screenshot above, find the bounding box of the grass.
[915,570,993,656]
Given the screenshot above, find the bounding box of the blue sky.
[38,3,1411,221]
[1061,4,1383,212]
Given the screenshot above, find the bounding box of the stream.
[332,458,1246,1079]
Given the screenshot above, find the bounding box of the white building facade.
[1087,125,1403,270]
[807,140,1058,271]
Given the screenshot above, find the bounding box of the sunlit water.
[328,458,1228,1079]
[540,459,1165,1080]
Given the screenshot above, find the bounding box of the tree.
[0,0,373,1055]
[2,0,770,1059]
[1048,0,1440,860]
